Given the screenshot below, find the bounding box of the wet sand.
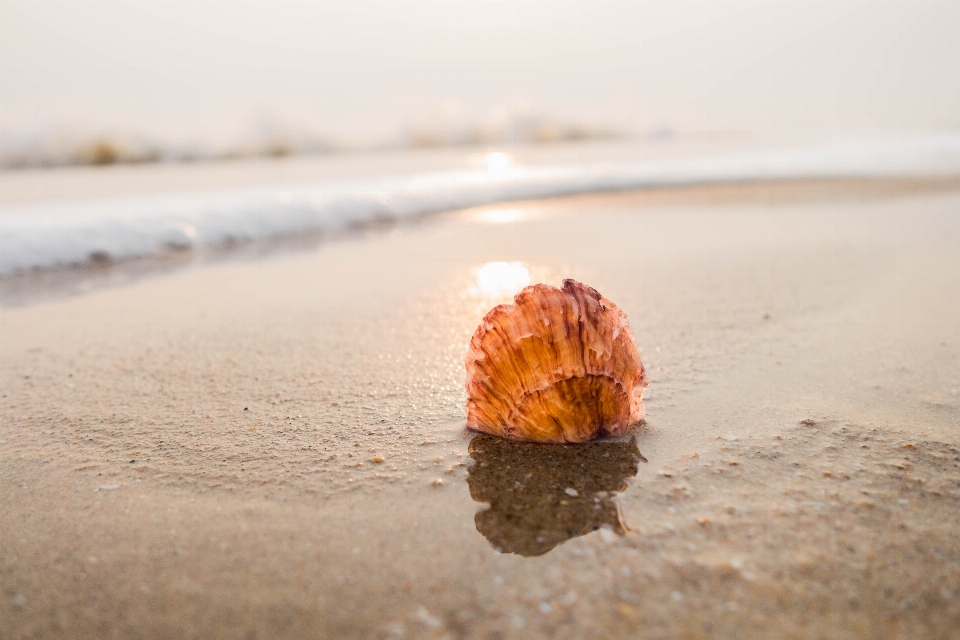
[2,182,960,639]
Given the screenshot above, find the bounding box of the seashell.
[465,279,648,443]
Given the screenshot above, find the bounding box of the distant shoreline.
[0,126,628,172]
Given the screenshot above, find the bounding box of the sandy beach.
[2,181,960,639]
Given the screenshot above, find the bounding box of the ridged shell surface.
[465,279,648,443]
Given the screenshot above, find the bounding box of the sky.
[1,0,958,150]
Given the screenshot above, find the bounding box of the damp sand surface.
[2,181,960,639]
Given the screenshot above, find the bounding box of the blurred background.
[2,0,958,168]
[3,0,960,288]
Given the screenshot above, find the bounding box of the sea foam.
[2,133,959,275]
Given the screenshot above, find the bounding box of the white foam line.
[2,133,959,275]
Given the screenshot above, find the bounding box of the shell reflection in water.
[466,434,646,557]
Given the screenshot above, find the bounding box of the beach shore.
[2,181,959,639]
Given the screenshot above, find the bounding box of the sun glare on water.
[476,208,527,224]
[473,261,530,299]
[481,151,514,173]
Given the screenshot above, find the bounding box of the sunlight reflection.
[473,261,530,299]
[476,208,527,225]
[480,151,514,173]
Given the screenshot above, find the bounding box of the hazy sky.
[2,0,958,147]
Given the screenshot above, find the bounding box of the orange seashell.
[465,279,648,443]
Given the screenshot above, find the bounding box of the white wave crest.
[2,133,959,275]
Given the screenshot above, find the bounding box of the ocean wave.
[0,104,622,170]
[2,133,959,276]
